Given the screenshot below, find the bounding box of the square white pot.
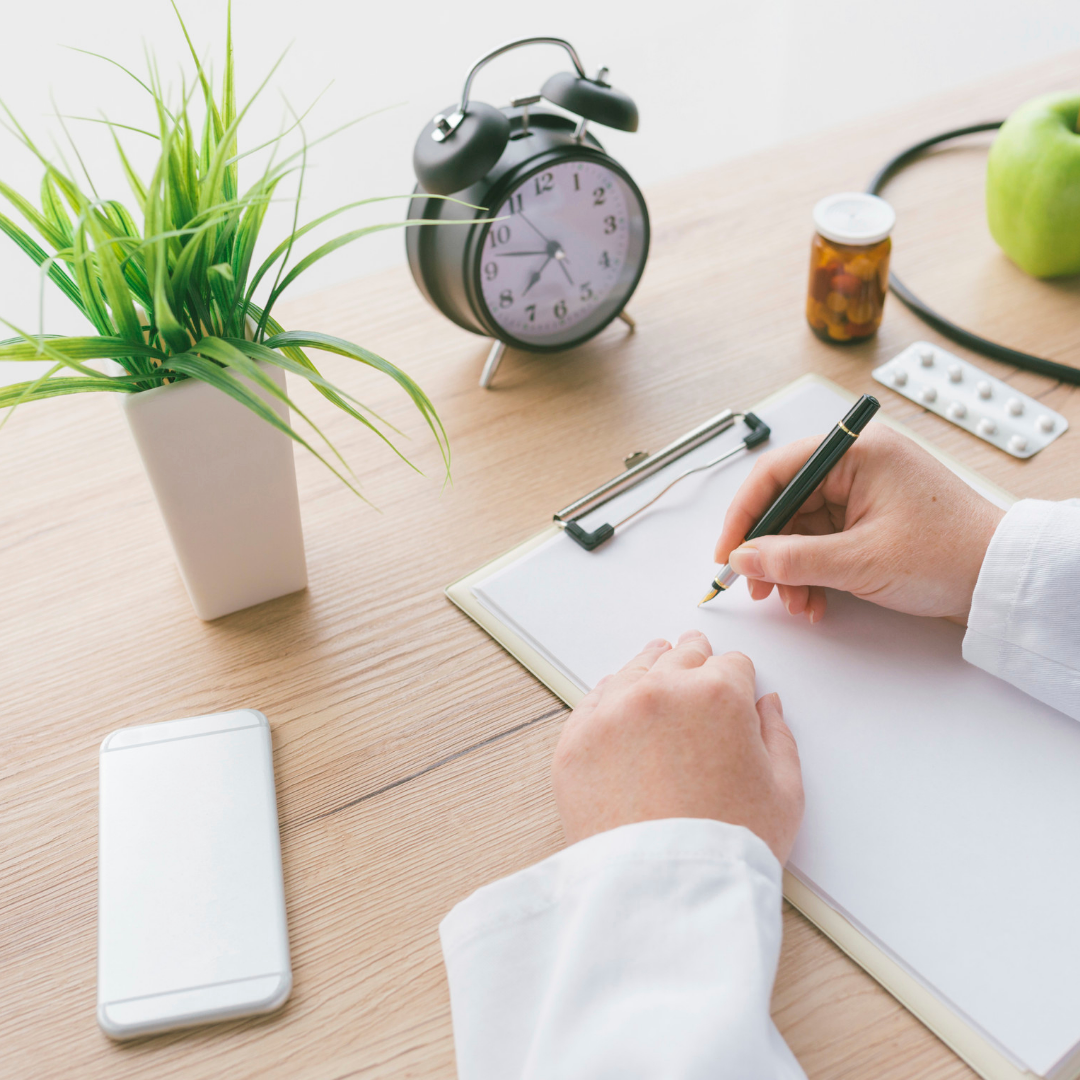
[121,363,307,620]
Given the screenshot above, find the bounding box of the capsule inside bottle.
[805,193,895,345]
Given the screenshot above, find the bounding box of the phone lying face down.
[97,709,291,1039]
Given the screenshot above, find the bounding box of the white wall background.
[1,0,1078,386]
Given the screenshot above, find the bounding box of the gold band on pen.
[838,421,859,437]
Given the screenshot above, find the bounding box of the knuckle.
[748,453,774,479]
[699,663,737,698]
[624,676,664,714]
[770,541,798,583]
[629,672,690,720]
[709,651,757,695]
[722,649,754,670]
[702,676,737,710]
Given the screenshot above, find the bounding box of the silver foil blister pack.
[872,342,1068,458]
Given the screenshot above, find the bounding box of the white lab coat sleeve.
[964,498,1080,721]
[439,817,805,1080]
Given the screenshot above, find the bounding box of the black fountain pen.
[699,394,880,606]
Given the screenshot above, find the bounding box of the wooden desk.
[3,51,1078,1080]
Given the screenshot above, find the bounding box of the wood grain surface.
[3,50,1079,1080]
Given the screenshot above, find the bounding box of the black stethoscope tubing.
[867,121,1080,385]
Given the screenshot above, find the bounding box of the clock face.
[476,158,647,349]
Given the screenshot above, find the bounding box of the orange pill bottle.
[806,193,895,344]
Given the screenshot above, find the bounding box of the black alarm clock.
[406,36,649,388]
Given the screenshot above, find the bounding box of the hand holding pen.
[701,396,881,606]
[708,412,1006,625]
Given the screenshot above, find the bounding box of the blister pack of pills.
[872,342,1068,459]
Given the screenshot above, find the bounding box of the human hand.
[551,632,804,863]
[714,424,1005,625]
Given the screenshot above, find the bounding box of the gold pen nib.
[698,587,720,607]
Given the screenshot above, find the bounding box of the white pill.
[921,385,937,404]
[1006,397,1024,416]
[892,368,908,387]
[919,346,935,367]
[947,364,963,382]
[1037,414,1055,433]
[948,401,967,419]
[976,381,992,399]
[1008,434,1028,454]
[978,418,997,436]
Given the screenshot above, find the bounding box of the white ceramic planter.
[122,363,307,620]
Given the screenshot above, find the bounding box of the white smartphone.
[97,709,292,1039]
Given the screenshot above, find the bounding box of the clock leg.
[618,309,637,332]
[479,339,507,389]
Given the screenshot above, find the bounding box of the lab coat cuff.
[965,499,1054,652]
[964,498,1080,720]
[440,818,781,955]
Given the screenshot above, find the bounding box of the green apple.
[986,91,1080,278]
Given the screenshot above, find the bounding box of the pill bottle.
[806,193,895,344]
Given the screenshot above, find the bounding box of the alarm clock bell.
[407,37,649,389]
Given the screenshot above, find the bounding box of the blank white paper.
[473,380,1080,1077]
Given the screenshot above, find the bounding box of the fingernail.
[729,543,763,579]
[677,629,704,643]
[770,692,784,718]
[645,638,669,649]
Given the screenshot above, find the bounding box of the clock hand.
[518,212,552,244]
[555,252,574,287]
[495,250,549,257]
[522,256,553,296]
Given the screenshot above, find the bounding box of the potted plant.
[0,7,449,620]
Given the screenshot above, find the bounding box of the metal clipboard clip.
[554,409,771,551]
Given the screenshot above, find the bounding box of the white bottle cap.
[813,193,896,246]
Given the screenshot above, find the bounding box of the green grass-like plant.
[0,3,449,496]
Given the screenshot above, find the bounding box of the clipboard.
[448,372,1015,705]
[443,374,1070,1080]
